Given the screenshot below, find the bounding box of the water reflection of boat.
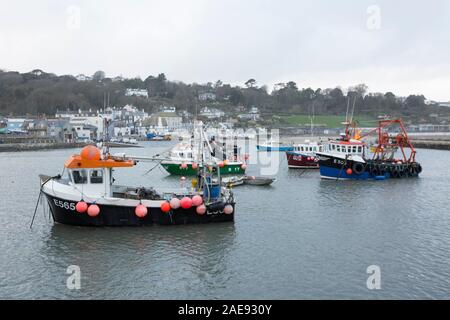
[44,223,236,298]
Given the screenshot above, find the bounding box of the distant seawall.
[410,140,450,151]
[0,142,86,152]
[0,141,142,152]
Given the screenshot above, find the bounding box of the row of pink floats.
[158,195,233,217]
[74,195,233,218]
[179,161,247,170]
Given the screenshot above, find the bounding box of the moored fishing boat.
[147,132,172,141]
[316,119,422,180]
[160,122,247,176]
[39,145,235,226]
[286,141,322,169]
[257,141,294,152]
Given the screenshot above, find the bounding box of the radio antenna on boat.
[309,101,315,139]
[345,96,350,123]
[350,94,357,123]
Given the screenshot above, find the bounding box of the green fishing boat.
[159,122,247,176]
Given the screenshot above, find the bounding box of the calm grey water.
[0,142,449,299]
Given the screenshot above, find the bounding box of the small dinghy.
[242,176,276,186]
[221,176,244,187]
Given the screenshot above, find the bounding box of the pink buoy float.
[87,204,100,217]
[223,205,234,215]
[160,202,171,213]
[135,204,148,218]
[192,195,203,206]
[170,197,181,209]
[196,205,207,215]
[75,201,88,213]
[180,197,193,209]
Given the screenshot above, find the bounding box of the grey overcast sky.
[1,0,449,100]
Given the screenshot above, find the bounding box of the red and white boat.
[286,141,323,169]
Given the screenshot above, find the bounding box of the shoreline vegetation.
[1,69,449,126]
[2,69,450,152]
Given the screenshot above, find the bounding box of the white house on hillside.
[148,112,183,130]
[125,88,148,98]
[200,107,225,119]
[198,92,216,101]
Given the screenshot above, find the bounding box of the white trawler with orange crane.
[37,144,235,226]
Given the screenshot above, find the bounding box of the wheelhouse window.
[337,146,341,152]
[352,146,357,153]
[72,169,88,184]
[358,146,362,153]
[90,169,104,184]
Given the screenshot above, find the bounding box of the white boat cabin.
[323,140,365,157]
[293,143,323,154]
[169,143,195,161]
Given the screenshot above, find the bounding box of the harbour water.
[1,142,450,299]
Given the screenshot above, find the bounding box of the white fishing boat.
[38,145,235,226]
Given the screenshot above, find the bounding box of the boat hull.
[161,162,245,176]
[317,153,422,180]
[286,152,319,169]
[43,193,234,226]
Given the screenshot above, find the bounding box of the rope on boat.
[296,169,308,178]
[30,175,60,229]
[336,155,349,181]
[144,159,163,176]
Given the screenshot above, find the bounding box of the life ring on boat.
[416,164,422,174]
[398,167,407,178]
[391,169,400,178]
[370,166,380,177]
[352,162,365,175]
[376,164,386,177]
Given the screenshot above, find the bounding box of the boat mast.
[310,102,315,140]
